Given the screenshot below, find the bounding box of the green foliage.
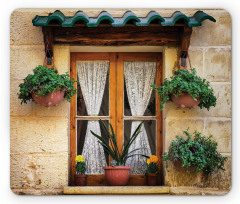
[76,161,86,175]
[146,162,159,174]
[18,65,77,104]
[91,120,146,166]
[162,129,228,175]
[152,68,216,110]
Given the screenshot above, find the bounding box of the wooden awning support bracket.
[42,27,54,68]
[179,25,192,69]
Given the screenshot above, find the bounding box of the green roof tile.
[62,10,89,27]
[87,11,114,27]
[136,11,165,26]
[32,10,216,27]
[188,10,216,27]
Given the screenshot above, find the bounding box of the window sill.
[63,186,170,195]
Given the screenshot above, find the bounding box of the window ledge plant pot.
[32,89,65,107]
[173,158,196,172]
[75,174,87,186]
[146,173,158,186]
[170,93,201,109]
[103,166,131,186]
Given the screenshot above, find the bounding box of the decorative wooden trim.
[42,27,54,68]
[116,53,124,151]
[70,52,163,186]
[156,53,164,185]
[179,25,192,69]
[49,26,182,46]
[70,53,77,186]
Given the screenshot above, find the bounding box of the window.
[70,52,163,186]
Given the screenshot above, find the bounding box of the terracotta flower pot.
[32,89,65,107]
[75,174,87,186]
[173,158,196,172]
[146,173,158,186]
[170,93,201,109]
[103,166,131,186]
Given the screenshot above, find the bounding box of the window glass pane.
[77,120,109,165]
[77,61,109,116]
[124,61,156,116]
[124,120,156,155]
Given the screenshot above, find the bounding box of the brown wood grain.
[70,53,77,186]
[70,52,163,186]
[53,26,180,46]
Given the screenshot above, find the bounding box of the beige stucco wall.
[10,9,231,195]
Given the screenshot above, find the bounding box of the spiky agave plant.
[91,120,146,166]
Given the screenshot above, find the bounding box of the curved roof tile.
[32,10,216,27]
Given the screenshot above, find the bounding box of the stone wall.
[10,9,231,195]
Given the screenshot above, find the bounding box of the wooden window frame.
[70,52,163,186]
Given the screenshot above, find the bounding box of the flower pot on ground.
[151,68,216,110]
[75,155,87,186]
[145,155,159,186]
[18,65,77,107]
[103,166,131,186]
[162,129,228,175]
[91,120,146,186]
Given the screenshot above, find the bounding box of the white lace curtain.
[124,61,156,174]
[77,61,109,174]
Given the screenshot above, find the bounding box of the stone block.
[164,118,204,151]
[10,153,68,189]
[204,48,231,82]
[10,45,45,80]
[190,10,231,46]
[10,80,33,116]
[205,119,231,153]
[202,83,231,118]
[164,48,178,78]
[164,155,231,190]
[10,117,68,154]
[10,9,45,45]
[188,47,204,78]
[54,45,70,74]
[33,100,69,117]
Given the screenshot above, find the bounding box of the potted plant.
[18,65,77,107]
[163,129,228,175]
[145,155,159,186]
[91,120,145,186]
[75,155,87,186]
[152,68,217,110]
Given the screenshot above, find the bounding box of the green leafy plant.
[75,155,86,175]
[163,129,227,175]
[146,155,159,174]
[91,120,145,166]
[18,65,77,104]
[151,68,216,110]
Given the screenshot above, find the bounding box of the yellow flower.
[149,155,158,163]
[147,159,151,164]
[75,155,84,163]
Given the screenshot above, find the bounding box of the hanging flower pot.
[170,93,201,109]
[31,89,65,107]
[172,158,196,172]
[18,65,77,107]
[151,68,216,110]
[103,166,131,186]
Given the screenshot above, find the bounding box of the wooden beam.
[42,27,54,68]
[52,26,181,46]
[179,25,192,69]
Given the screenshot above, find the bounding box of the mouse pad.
[10,8,231,195]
